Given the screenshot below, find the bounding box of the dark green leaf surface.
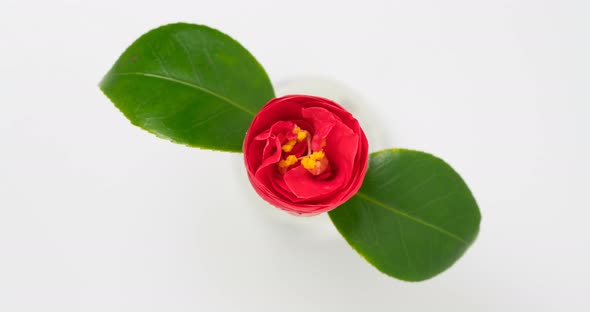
[100,23,275,152]
[329,149,480,281]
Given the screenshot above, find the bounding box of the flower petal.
[284,165,346,199]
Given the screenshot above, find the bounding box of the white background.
[1,0,589,311]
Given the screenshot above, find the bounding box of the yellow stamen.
[281,139,297,152]
[282,145,293,153]
[278,155,298,168]
[310,151,324,160]
[300,156,316,170]
[293,125,307,142]
[297,130,307,142]
[300,151,325,170]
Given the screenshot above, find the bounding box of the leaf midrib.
[354,191,468,244]
[109,72,257,116]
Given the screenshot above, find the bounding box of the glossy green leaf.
[329,149,481,281]
[100,23,275,152]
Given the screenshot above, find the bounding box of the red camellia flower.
[244,95,369,216]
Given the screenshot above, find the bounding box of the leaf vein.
[354,192,468,244]
[109,72,256,116]
[394,214,413,270]
[171,33,202,85]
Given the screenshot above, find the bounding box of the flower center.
[277,125,329,176]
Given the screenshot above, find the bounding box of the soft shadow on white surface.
[274,76,392,152]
